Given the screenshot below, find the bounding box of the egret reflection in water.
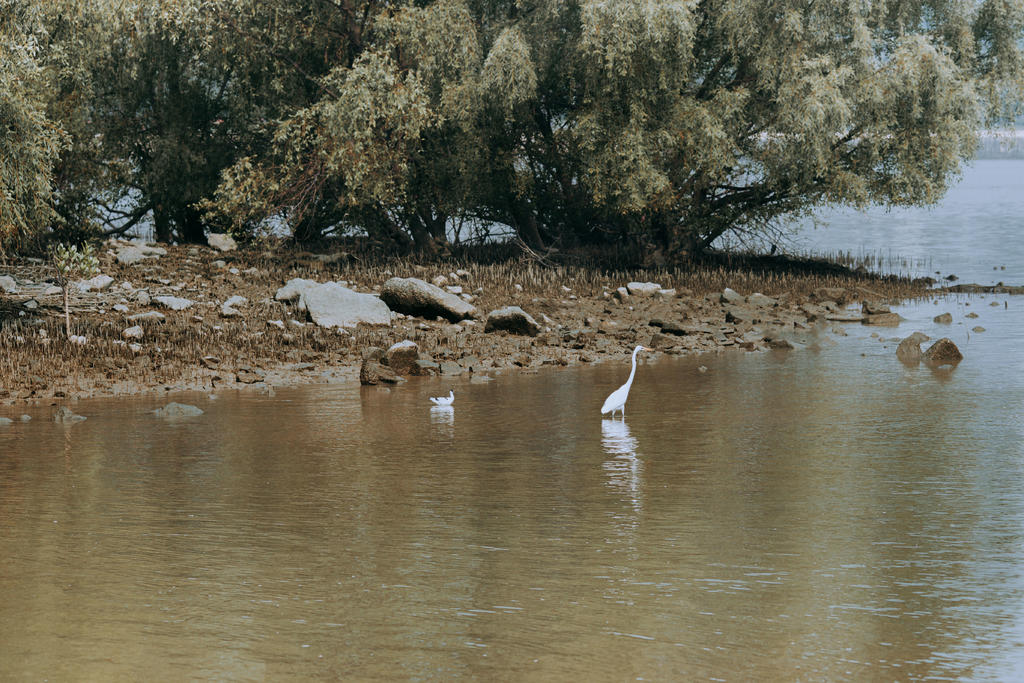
[601,418,642,514]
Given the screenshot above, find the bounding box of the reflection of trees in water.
[601,419,642,516]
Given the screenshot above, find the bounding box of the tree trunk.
[177,206,207,244]
[510,197,544,250]
[63,287,71,337]
[153,207,172,243]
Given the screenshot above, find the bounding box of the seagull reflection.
[601,419,642,513]
[429,405,454,426]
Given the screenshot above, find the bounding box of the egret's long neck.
[626,348,640,386]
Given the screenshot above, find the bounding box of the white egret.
[600,345,650,417]
[430,390,454,406]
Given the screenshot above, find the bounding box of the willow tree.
[209,0,1024,257]
[0,2,67,252]
[565,0,1024,257]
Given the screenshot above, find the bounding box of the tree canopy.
[3,0,1023,259]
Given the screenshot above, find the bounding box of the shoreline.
[0,240,963,412]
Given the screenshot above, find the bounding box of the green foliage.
[50,241,99,285]
[1,0,1023,259]
[50,241,99,337]
[0,1,67,252]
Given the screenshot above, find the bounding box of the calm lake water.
[2,161,1023,681]
[794,159,1024,286]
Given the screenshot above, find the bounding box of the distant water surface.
[792,159,1024,286]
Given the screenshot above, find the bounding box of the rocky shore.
[0,237,949,408]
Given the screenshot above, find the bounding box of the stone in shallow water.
[923,338,963,367]
[153,403,204,418]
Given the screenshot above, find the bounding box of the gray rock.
[815,287,849,304]
[861,300,892,315]
[0,275,18,293]
[220,295,248,318]
[154,295,194,311]
[825,311,865,322]
[896,332,930,364]
[720,288,745,304]
[302,282,391,329]
[746,292,777,307]
[275,278,320,311]
[725,306,760,324]
[380,277,476,322]
[360,357,403,385]
[115,245,147,265]
[207,233,238,252]
[613,287,630,302]
[110,240,166,265]
[413,359,441,376]
[484,306,541,336]
[153,402,204,418]
[135,290,151,306]
[76,274,114,292]
[972,326,986,333]
[383,340,419,375]
[934,312,953,324]
[0,417,13,426]
[122,325,144,340]
[235,366,264,384]
[440,361,465,376]
[862,312,901,326]
[923,338,963,367]
[127,311,165,323]
[626,281,662,296]
[53,406,86,423]
[23,299,38,310]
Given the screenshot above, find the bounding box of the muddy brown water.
[2,298,1023,680]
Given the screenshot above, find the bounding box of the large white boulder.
[302,282,392,329]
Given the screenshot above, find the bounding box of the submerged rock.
[862,312,901,326]
[380,277,476,322]
[153,402,204,418]
[923,338,963,367]
[896,331,930,364]
[53,406,86,423]
[933,312,953,324]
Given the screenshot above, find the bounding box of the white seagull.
[430,390,454,407]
